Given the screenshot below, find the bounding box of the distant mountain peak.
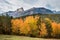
[24,7,53,14]
[16,7,24,13]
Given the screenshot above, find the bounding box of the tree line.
[0,14,60,38]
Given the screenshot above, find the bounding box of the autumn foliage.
[0,14,60,38]
[11,15,60,38]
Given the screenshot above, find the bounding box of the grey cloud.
[0,0,60,13]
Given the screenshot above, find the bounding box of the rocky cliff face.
[16,7,24,13]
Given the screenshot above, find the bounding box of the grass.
[0,34,60,40]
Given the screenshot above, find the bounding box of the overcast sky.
[0,0,60,13]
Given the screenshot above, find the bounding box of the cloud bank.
[0,0,60,13]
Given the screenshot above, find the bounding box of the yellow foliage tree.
[25,16,39,37]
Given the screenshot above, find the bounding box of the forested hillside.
[0,14,60,38]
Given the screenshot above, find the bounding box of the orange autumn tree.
[51,22,60,37]
[11,18,31,35]
[51,21,58,37]
[40,22,47,37]
[11,18,23,34]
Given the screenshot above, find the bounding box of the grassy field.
[0,34,60,40]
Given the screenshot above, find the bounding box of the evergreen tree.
[44,18,52,37]
[37,16,42,36]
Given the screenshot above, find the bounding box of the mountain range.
[1,7,60,17]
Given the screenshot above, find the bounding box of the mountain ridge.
[0,7,58,17]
